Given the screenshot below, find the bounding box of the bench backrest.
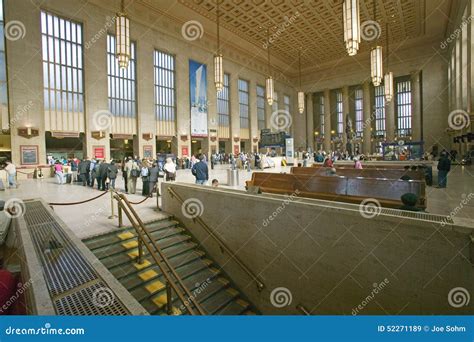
[291,166,424,181]
[247,172,426,208]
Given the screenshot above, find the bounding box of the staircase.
[82,216,256,315]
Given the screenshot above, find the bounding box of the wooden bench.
[312,163,419,170]
[291,166,424,181]
[246,172,426,209]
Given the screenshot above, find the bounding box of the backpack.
[130,163,140,178]
[140,167,149,177]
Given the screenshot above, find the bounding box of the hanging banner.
[189,60,208,137]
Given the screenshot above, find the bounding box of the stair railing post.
[166,282,173,315]
[118,205,123,227]
[108,188,117,219]
[137,237,143,264]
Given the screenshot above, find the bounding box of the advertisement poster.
[181,146,189,157]
[189,59,208,137]
[233,144,240,155]
[143,145,153,158]
[93,146,105,159]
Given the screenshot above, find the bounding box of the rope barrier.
[48,190,108,206]
[127,185,158,205]
[16,170,35,175]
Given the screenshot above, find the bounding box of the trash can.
[227,169,239,186]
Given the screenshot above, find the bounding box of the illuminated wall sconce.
[142,133,153,141]
[331,130,336,135]
[91,131,106,140]
[314,131,319,136]
[18,127,39,138]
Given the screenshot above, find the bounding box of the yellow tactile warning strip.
[139,269,158,281]
[122,240,138,249]
[152,294,167,308]
[117,231,134,240]
[226,288,239,297]
[145,280,165,294]
[236,299,249,307]
[134,260,151,270]
[217,278,229,286]
[127,249,139,259]
[171,307,182,315]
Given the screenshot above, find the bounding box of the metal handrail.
[111,190,206,315]
[167,186,265,291]
[296,304,311,315]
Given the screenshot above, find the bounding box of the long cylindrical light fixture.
[266,29,274,106]
[214,1,224,92]
[343,0,360,56]
[384,72,393,102]
[371,46,383,86]
[297,49,304,114]
[115,0,130,69]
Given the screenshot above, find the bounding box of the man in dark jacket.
[191,155,209,185]
[107,161,118,189]
[148,163,160,197]
[78,158,90,186]
[437,152,451,188]
[98,160,109,191]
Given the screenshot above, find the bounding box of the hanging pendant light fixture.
[297,49,304,114]
[343,0,361,56]
[214,1,224,93]
[384,23,393,102]
[116,0,130,69]
[370,0,383,86]
[265,29,274,106]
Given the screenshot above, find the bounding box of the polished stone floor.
[0,163,472,239]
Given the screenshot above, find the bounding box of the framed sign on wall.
[93,146,105,159]
[143,145,153,158]
[20,145,39,165]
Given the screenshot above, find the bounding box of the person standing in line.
[141,160,150,197]
[98,159,109,191]
[125,157,139,194]
[4,161,17,189]
[191,155,209,185]
[437,151,451,188]
[70,158,78,183]
[89,159,97,188]
[122,158,128,193]
[107,160,118,189]
[163,157,176,182]
[78,158,88,186]
[148,162,160,197]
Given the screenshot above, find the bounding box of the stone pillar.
[411,71,422,141]
[386,95,396,142]
[306,93,314,150]
[176,54,191,158]
[362,82,372,154]
[230,73,240,154]
[342,86,350,151]
[323,89,331,152]
[249,80,258,152]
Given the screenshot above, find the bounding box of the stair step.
[216,298,250,315]
[200,287,240,314]
[83,218,175,250]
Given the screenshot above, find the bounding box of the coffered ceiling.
[173,0,450,68]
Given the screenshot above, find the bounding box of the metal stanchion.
[108,188,118,219]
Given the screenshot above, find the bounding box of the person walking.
[107,160,118,189]
[54,161,65,184]
[191,155,209,185]
[124,157,139,194]
[4,161,17,188]
[437,151,451,188]
[163,157,176,181]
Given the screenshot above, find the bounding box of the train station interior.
[0,0,472,316]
